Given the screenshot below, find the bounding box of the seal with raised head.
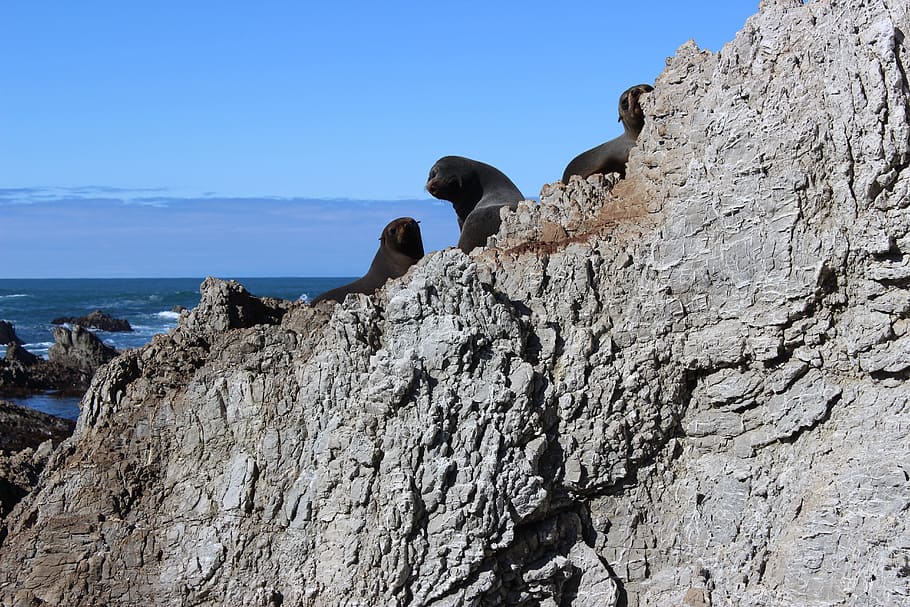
[311,217,424,304]
[562,83,653,183]
[426,156,524,253]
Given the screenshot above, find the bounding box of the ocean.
[0,277,351,421]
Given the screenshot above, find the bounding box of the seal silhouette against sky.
[426,156,525,253]
[311,217,424,304]
[562,83,654,183]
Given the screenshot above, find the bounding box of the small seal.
[426,156,524,253]
[311,217,424,304]
[562,83,653,182]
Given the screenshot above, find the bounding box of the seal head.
[426,156,524,253]
[618,83,652,134]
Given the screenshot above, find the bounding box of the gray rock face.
[1,1,908,606]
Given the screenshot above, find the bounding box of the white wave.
[24,341,54,349]
[156,311,181,320]
[297,293,310,303]
[0,293,29,299]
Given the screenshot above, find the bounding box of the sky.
[0,1,759,278]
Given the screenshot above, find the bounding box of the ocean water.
[0,277,351,420]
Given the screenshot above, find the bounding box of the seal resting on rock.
[562,83,653,182]
[426,156,524,253]
[311,217,424,304]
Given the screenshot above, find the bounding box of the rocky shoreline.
[0,400,75,522]
[0,314,126,397]
[0,1,908,605]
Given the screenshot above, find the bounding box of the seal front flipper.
[456,206,506,253]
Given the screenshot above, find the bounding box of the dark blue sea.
[0,277,350,421]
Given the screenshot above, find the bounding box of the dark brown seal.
[426,156,524,253]
[311,217,424,304]
[561,83,653,182]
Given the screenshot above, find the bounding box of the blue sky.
[1,2,758,278]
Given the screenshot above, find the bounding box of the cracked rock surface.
[1,0,908,605]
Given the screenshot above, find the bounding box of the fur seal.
[311,217,424,304]
[426,156,524,253]
[561,83,653,182]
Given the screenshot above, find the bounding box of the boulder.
[48,325,118,372]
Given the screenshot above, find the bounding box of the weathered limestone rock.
[0,1,908,605]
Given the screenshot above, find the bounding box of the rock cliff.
[1,0,908,605]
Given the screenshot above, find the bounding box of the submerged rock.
[0,1,908,605]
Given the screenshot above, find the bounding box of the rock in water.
[52,310,133,332]
[1,1,909,605]
[48,325,118,372]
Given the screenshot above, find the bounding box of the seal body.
[562,83,653,182]
[311,217,424,304]
[426,156,524,253]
